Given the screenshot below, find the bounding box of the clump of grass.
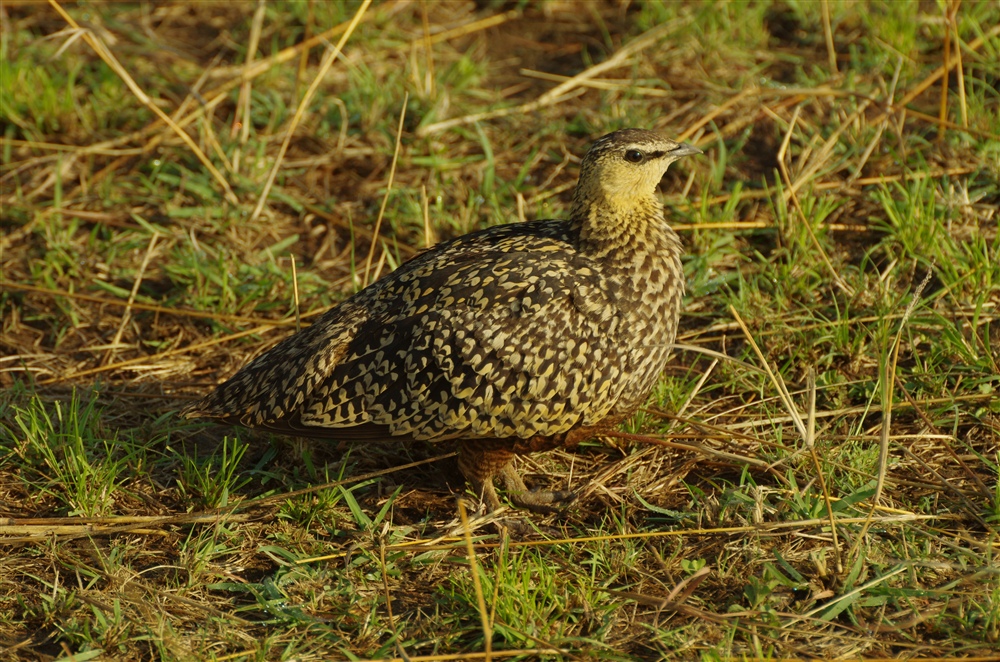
[7,388,129,517]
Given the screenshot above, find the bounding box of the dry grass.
[2,1,999,660]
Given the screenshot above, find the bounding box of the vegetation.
[2,1,998,659]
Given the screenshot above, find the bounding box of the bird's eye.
[624,149,645,163]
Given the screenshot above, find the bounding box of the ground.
[1,1,999,660]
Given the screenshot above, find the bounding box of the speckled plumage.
[186,128,701,511]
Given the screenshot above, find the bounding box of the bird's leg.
[457,442,509,512]
[458,442,576,513]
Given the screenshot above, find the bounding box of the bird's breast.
[595,231,684,413]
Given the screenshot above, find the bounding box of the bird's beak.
[671,142,703,157]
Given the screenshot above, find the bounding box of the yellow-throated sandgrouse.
[186,129,701,512]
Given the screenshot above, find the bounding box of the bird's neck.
[570,192,678,261]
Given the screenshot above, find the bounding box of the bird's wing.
[186,221,571,430]
[184,298,371,427]
[297,248,631,441]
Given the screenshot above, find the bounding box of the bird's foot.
[499,464,576,514]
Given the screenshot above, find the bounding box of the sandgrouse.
[186,128,701,512]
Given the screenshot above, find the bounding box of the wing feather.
[298,250,627,441]
[190,220,634,443]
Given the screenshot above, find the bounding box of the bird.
[185,128,701,513]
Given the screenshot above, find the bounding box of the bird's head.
[574,129,701,213]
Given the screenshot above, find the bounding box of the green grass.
[2,1,999,660]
